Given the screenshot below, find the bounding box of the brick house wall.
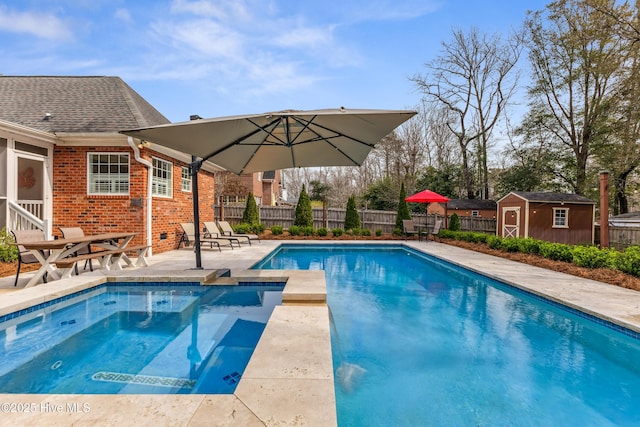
[52,145,214,254]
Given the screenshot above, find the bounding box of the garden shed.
[497,191,596,245]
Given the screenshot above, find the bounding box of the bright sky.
[0,0,549,123]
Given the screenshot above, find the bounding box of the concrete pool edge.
[0,264,337,426]
[4,239,640,425]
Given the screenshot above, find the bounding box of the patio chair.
[203,222,243,248]
[178,223,233,252]
[59,227,94,274]
[430,220,443,242]
[217,220,260,244]
[402,220,423,241]
[11,229,48,287]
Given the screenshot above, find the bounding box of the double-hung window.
[152,157,173,198]
[553,207,569,228]
[181,166,192,192]
[88,153,130,195]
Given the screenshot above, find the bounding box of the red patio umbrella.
[405,189,451,235]
[405,189,450,204]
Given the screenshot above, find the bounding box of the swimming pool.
[254,244,640,426]
[0,282,283,394]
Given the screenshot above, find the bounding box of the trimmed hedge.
[438,230,640,277]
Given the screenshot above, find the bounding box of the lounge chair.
[178,223,233,251]
[59,227,94,274]
[203,222,244,247]
[430,220,443,242]
[217,220,260,244]
[402,219,423,241]
[11,229,48,287]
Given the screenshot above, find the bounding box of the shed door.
[502,207,520,238]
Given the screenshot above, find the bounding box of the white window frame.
[152,157,173,198]
[471,210,479,218]
[553,207,569,228]
[87,153,130,195]
[181,166,192,192]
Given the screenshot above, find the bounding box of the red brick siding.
[53,146,214,254]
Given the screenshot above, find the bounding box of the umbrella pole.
[191,156,203,269]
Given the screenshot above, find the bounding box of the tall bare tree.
[522,0,630,195]
[412,27,521,199]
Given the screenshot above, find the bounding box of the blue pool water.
[0,282,283,394]
[254,244,640,426]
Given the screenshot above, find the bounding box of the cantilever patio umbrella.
[405,189,450,237]
[121,108,416,267]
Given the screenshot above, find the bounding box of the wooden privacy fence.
[595,225,640,250]
[214,205,497,234]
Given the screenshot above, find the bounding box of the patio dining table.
[18,232,136,288]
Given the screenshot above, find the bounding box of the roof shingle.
[0,76,169,132]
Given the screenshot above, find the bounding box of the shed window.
[553,208,569,228]
[471,210,479,218]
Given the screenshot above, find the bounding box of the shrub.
[302,226,315,236]
[439,229,456,239]
[539,242,574,263]
[517,238,542,255]
[572,245,613,269]
[361,228,371,236]
[392,227,403,236]
[250,223,266,234]
[469,232,489,244]
[500,237,521,252]
[614,246,640,277]
[294,184,314,227]
[317,227,328,237]
[448,213,461,231]
[344,195,361,231]
[234,223,251,234]
[332,228,344,237]
[487,235,503,250]
[288,225,301,236]
[242,192,260,225]
[0,227,18,263]
[375,229,383,237]
[270,225,284,235]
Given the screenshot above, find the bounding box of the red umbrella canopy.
[405,189,450,203]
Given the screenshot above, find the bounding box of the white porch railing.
[8,199,46,231]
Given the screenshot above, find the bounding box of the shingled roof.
[510,191,595,204]
[0,76,170,133]
[447,199,497,210]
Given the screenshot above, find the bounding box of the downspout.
[127,137,153,256]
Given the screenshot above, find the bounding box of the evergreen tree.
[344,195,361,230]
[448,212,461,231]
[294,184,313,227]
[242,192,260,225]
[395,182,411,230]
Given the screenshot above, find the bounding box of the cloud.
[114,8,132,23]
[0,6,73,40]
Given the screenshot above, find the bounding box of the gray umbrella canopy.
[120,108,415,269]
[120,108,416,174]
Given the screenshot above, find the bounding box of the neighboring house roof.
[0,76,169,132]
[447,199,497,210]
[610,211,640,219]
[503,191,596,204]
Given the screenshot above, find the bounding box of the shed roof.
[0,76,169,133]
[504,191,596,204]
[447,199,497,210]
